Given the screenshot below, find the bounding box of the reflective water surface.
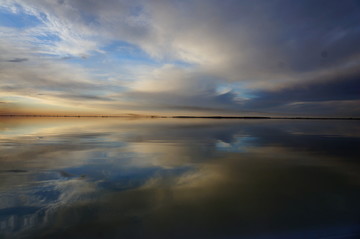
[0,118,359,239]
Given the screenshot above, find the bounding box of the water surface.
[0,118,359,238]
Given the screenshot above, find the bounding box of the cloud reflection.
[0,118,359,238]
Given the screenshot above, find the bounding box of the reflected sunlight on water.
[0,118,359,239]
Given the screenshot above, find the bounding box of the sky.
[0,0,360,116]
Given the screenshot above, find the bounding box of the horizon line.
[0,114,359,120]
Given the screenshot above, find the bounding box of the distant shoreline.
[172,116,360,120]
[0,115,359,120]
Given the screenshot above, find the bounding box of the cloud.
[138,0,360,86]
[0,38,117,113]
[240,67,360,116]
[120,65,242,113]
[5,0,360,81]
[0,0,145,57]
[5,58,28,62]
[1,0,360,115]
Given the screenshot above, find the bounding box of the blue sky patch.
[0,7,41,29]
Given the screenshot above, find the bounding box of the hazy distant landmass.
[172,116,360,120]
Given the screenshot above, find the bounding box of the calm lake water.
[0,118,359,239]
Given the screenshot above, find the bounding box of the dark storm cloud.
[6,58,28,63]
[247,71,360,109]
[236,66,360,116]
[254,0,360,72]
[122,0,360,115]
[143,0,360,83]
